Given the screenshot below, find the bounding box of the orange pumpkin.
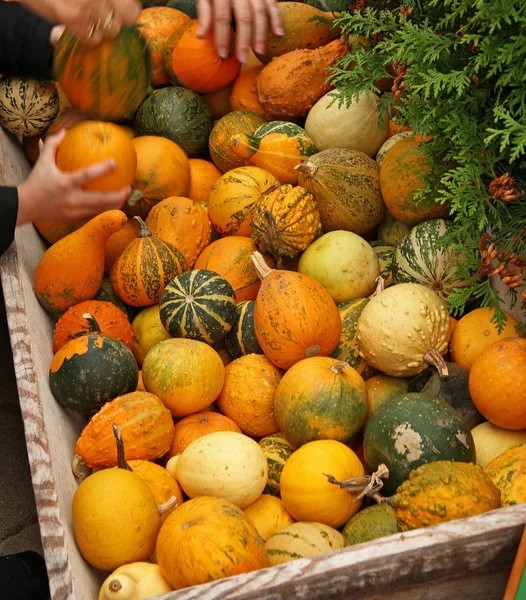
[45,108,89,139]
[379,136,449,226]
[53,300,133,354]
[187,159,222,205]
[125,136,190,219]
[104,218,140,274]
[56,121,137,192]
[208,166,279,236]
[194,236,275,301]
[217,354,282,437]
[202,84,234,120]
[389,119,412,137]
[209,110,267,174]
[33,220,78,245]
[110,218,187,307]
[167,411,241,458]
[156,496,268,590]
[230,68,265,116]
[145,196,211,269]
[252,252,342,370]
[469,338,526,430]
[74,391,175,469]
[163,21,241,93]
[137,7,190,87]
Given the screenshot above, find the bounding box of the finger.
[233,0,252,63]
[42,130,67,158]
[78,187,131,212]
[49,25,66,49]
[213,0,233,59]
[197,0,213,37]
[249,0,268,56]
[66,160,117,187]
[111,0,141,26]
[101,11,123,40]
[264,0,283,37]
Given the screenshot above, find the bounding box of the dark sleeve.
[0,2,54,79]
[0,188,18,256]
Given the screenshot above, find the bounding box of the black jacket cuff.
[0,187,19,256]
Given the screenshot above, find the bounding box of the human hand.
[49,25,65,49]
[17,131,131,225]
[197,0,284,64]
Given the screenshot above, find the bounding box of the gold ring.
[103,10,115,30]
[87,23,95,39]
[95,18,102,30]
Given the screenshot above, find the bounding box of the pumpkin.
[137,7,190,87]
[265,522,343,566]
[252,253,342,370]
[230,121,316,185]
[364,374,409,426]
[134,86,213,158]
[45,108,89,139]
[357,283,451,378]
[342,504,399,547]
[22,135,43,165]
[207,166,278,236]
[142,338,225,417]
[95,278,138,323]
[229,68,265,115]
[208,110,267,173]
[187,159,222,205]
[145,196,211,268]
[296,148,385,235]
[56,121,137,192]
[160,269,237,343]
[370,241,395,287]
[73,391,174,468]
[485,444,526,506]
[330,297,376,380]
[280,440,365,527]
[256,38,348,120]
[162,20,240,93]
[242,494,295,542]
[225,300,263,359]
[35,211,128,313]
[170,431,268,507]
[104,218,140,274]
[364,393,476,496]
[472,422,526,468]
[305,91,389,157]
[53,27,151,121]
[450,307,520,371]
[0,76,59,136]
[53,300,133,354]
[393,219,471,299]
[99,563,173,600]
[259,433,295,497]
[258,2,340,64]
[33,220,78,245]
[110,218,187,307]
[216,354,282,437]
[469,338,526,430]
[377,212,412,246]
[274,357,367,447]
[380,137,449,226]
[125,136,190,219]
[391,461,501,530]
[298,231,380,303]
[156,497,268,590]
[131,305,171,365]
[376,131,413,166]
[167,412,241,458]
[201,84,234,120]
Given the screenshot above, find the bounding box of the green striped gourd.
[225,301,263,359]
[258,433,295,497]
[370,241,395,287]
[376,132,412,166]
[264,522,344,566]
[160,269,237,344]
[392,219,469,300]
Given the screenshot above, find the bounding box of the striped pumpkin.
[370,240,395,287]
[225,301,263,359]
[0,77,59,136]
[160,269,237,343]
[392,218,469,299]
[258,433,295,497]
[330,298,376,380]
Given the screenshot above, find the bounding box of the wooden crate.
[1,126,525,600]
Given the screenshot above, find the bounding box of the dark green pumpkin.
[364,392,476,496]
[95,278,138,323]
[225,300,263,359]
[160,269,237,344]
[165,0,197,17]
[49,315,138,414]
[134,86,213,157]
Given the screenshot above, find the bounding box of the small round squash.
[342,504,399,546]
[484,443,526,506]
[99,562,173,600]
[364,374,409,426]
[472,422,526,468]
[131,305,172,366]
[259,433,295,497]
[242,494,295,541]
[187,158,222,205]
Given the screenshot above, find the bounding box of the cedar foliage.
[321,0,526,330]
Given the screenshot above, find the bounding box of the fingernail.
[276,27,284,36]
[239,51,248,64]
[219,48,228,59]
[196,27,204,37]
[254,44,264,55]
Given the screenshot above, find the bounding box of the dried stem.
[324,464,390,504]
[113,423,132,471]
[424,348,449,378]
[251,251,274,280]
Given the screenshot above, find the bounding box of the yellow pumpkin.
[471,422,526,468]
[99,562,173,600]
[242,494,295,541]
[485,443,526,506]
[131,305,171,366]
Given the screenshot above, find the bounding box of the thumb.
[42,129,67,159]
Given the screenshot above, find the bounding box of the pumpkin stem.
[126,188,145,208]
[229,133,259,160]
[133,217,152,238]
[81,313,101,334]
[294,161,318,178]
[112,423,132,471]
[369,276,385,298]
[330,361,350,375]
[251,251,274,280]
[424,348,449,379]
[324,463,390,504]
[157,494,179,516]
[261,181,281,197]
[71,453,87,479]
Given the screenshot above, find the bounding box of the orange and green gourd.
[258,433,295,497]
[484,443,526,506]
[225,300,263,359]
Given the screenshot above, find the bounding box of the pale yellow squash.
[99,562,172,600]
[472,421,526,468]
[242,494,295,541]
